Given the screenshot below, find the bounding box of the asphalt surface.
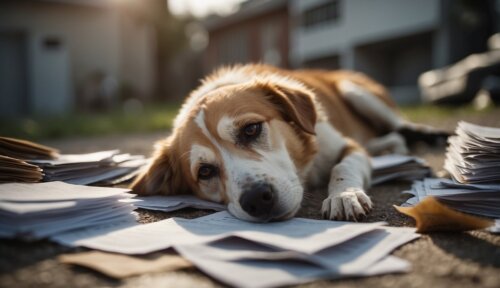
[1,115,499,288]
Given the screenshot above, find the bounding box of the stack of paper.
[445,121,500,183]
[0,137,59,183]
[53,211,419,287]
[0,155,43,183]
[28,150,148,185]
[0,181,138,239]
[0,136,59,160]
[371,154,431,185]
[401,178,500,219]
[0,136,147,185]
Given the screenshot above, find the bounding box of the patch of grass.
[0,103,180,141]
[400,104,496,122]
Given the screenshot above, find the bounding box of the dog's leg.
[338,80,450,145]
[337,80,403,130]
[366,132,408,155]
[321,139,373,221]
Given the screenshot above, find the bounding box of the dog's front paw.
[321,188,373,221]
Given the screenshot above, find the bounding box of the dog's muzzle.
[239,182,276,221]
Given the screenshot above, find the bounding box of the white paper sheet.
[123,195,226,212]
[174,226,416,288]
[0,181,130,202]
[176,247,410,288]
[174,227,418,270]
[371,154,430,185]
[28,150,119,165]
[52,211,385,255]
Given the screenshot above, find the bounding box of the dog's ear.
[130,138,182,195]
[260,83,317,135]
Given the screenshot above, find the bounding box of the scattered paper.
[371,154,431,185]
[175,226,418,288]
[54,211,418,287]
[123,195,226,213]
[59,251,192,279]
[395,197,493,233]
[53,211,386,255]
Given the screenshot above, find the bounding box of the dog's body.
[132,64,444,222]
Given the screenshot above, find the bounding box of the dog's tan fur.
[131,64,427,222]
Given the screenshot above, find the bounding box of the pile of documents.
[0,181,137,239]
[371,154,431,185]
[0,136,59,183]
[0,155,44,183]
[29,150,148,185]
[445,121,500,183]
[398,121,500,232]
[401,178,500,219]
[53,211,419,287]
[0,136,59,160]
[0,136,148,185]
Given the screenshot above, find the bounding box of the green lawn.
[0,103,180,141]
[400,104,496,122]
[1,103,498,141]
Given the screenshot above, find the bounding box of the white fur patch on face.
[227,136,303,222]
[216,116,235,143]
[338,80,402,130]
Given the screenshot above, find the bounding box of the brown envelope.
[59,251,192,279]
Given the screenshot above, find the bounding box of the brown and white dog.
[131,64,446,222]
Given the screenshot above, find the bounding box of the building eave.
[203,0,288,32]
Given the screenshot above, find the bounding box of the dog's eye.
[198,164,218,180]
[239,122,262,144]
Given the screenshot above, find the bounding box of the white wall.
[0,1,156,115]
[30,34,73,115]
[290,0,440,68]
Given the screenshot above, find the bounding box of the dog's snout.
[239,183,275,219]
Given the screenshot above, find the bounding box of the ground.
[1,108,499,288]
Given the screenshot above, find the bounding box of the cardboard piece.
[59,251,192,278]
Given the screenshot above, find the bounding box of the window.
[302,0,340,29]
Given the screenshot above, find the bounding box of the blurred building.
[203,0,290,72]
[0,0,156,117]
[290,0,499,105]
[203,0,499,105]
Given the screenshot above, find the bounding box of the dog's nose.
[239,183,275,219]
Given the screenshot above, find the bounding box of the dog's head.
[131,80,318,222]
